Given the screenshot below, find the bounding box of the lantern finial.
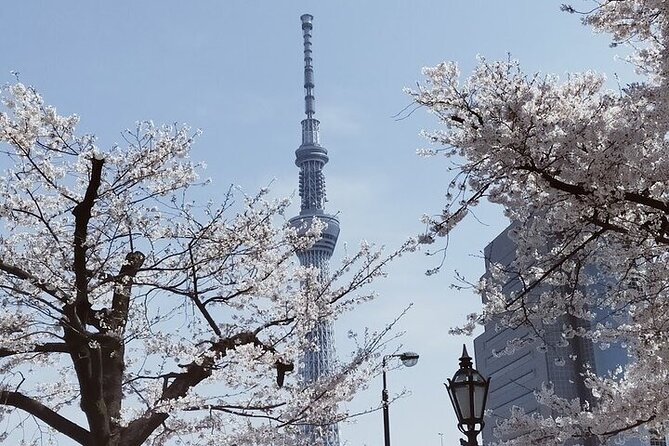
[459,344,473,369]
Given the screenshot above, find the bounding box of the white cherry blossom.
[0,84,413,446]
[410,1,669,444]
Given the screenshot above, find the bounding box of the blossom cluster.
[409,1,669,444]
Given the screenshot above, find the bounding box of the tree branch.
[0,390,91,445]
[99,250,145,431]
[0,343,69,358]
[120,331,286,446]
[71,156,104,326]
[0,259,68,302]
[64,156,110,442]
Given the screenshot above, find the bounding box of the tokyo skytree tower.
[288,14,341,446]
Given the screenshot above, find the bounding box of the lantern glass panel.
[473,383,486,419]
[454,385,471,420]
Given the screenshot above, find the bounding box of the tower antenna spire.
[301,14,315,119]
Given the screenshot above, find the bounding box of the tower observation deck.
[288,14,341,446]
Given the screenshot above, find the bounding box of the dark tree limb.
[0,259,68,302]
[107,251,145,332]
[71,156,104,326]
[517,162,669,215]
[0,342,69,358]
[187,245,221,337]
[0,390,91,445]
[575,414,656,441]
[119,331,289,446]
[99,250,145,431]
[64,156,110,443]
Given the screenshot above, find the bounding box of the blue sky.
[0,2,637,445]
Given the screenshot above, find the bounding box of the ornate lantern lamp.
[445,345,490,446]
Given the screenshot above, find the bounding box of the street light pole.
[381,352,419,446]
[382,356,391,446]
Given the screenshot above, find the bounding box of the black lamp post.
[382,351,419,446]
[445,345,490,446]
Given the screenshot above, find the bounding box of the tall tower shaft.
[289,14,341,446]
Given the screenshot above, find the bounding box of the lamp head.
[399,351,419,367]
[445,344,490,436]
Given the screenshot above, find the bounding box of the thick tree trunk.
[66,157,111,443]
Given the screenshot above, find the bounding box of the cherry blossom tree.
[0,83,412,446]
[409,1,669,444]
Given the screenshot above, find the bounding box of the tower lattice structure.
[288,14,341,446]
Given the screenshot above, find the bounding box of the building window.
[650,437,667,446]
